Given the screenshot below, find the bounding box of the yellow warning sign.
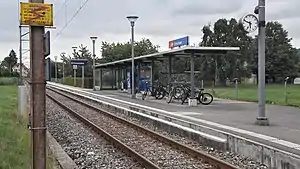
[20,2,53,26]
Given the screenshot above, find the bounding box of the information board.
[169,36,189,49]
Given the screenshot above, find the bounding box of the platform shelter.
[95,46,240,106]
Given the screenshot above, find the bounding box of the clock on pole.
[239,14,259,33]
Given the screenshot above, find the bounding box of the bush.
[0,77,19,85]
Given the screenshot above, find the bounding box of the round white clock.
[240,14,259,33]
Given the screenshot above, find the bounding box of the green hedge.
[0,77,19,85]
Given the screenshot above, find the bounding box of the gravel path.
[46,98,144,169]
[47,88,268,169]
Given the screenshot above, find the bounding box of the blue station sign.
[70,59,88,66]
[169,36,189,49]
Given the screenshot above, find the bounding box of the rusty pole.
[29,0,46,168]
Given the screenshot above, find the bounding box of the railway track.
[46,87,239,169]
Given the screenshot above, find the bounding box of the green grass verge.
[0,85,30,169]
[213,84,300,107]
[0,85,58,169]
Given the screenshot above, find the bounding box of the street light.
[126,15,139,99]
[72,46,77,54]
[54,55,58,82]
[90,36,98,90]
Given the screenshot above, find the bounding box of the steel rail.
[47,93,160,169]
[47,87,239,169]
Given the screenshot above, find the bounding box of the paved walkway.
[89,90,300,151]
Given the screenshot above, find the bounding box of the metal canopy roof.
[95,46,240,68]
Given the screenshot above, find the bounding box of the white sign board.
[293,78,300,84]
[73,65,77,70]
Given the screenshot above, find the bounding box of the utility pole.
[20,0,53,168]
[255,0,269,125]
[29,3,47,169]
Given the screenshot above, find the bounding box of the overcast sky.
[1,0,300,66]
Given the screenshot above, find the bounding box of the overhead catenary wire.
[52,0,91,44]
[53,0,69,20]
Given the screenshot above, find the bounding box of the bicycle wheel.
[155,88,166,100]
[167,90,174,103]
[174,86,185,99]
[141,91,147,100]
[198,93,213,105]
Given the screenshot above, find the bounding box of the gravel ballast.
[46,98,144,169]
[47,88,268,169]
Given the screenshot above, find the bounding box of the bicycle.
[141,83,156,100]
[181,87,214,105]
[166,83,186,103]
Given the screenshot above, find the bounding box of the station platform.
[47,82,300,155]
[89,90,300,153]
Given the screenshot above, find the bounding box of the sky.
[1,0,300,66]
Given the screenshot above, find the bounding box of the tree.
[101,38,160,63]
[1,50,18,75]
[249,21,299,83]
[199,18,253,85]
[59,44,94,78]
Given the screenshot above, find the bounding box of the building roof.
[95,46,240,68]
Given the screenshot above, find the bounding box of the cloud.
[171,0,244,16]
[1,0,300,64]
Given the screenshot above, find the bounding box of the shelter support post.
[151,60,154,91]
[100,68,103,90]
[81,66,84,88]
[111,67,114,89]
[137,62,141,93]
[189,53,197,106]
[168,56,172,91]
[116,67,119,89]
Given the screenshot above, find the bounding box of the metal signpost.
[285,77,290,103]
[169,36,189,49]
[71,59,88,88]
[20,1,53,169]
[73,65,77,86]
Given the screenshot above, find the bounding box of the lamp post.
[90,36,98,90]
[72,46,77,86]
[54,55,58,82]
[126,15,138,99]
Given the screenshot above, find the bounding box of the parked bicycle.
[141,82,169,100]
[167,83,213,105]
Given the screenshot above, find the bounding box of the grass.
[0,85,30,169]
[212,84,300,107]
[0,85,58,169]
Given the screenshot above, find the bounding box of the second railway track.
[46,87,239,169]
